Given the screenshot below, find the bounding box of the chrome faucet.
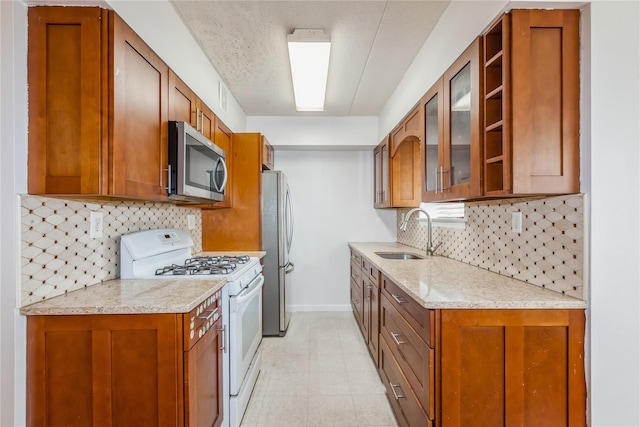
[400,208,442,256]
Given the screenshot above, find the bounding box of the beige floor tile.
[307,395,358,427]
[352,394,398,426]
[243,312,396,427]
[308,351,346,373]
[240,392,264,426]
[342,350,377,373]
[347,370,386,395]
[265,370,309,396]
[270,352,309,373]
[256,395,308,427]
[308,372,352,395]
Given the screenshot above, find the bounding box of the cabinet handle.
[366,285,372,300]
[434,167,439,193]
[390,332,405,346]
[391,293,406,304]
[218,324,226,353]
[196,107,201,131]
[352,298,359,305]
[198,307,218,321]
[162,164,171,194]
[389,383,404,400]
[440,166,449,191]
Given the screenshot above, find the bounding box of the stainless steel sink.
[375,252,425,260]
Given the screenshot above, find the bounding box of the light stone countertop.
[20,251,266,316]
[20,277,226,315]
[349,242,586,309]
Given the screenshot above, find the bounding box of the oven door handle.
[232,274,264,310]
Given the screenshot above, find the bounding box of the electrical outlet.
[187,215,196,230]
[511,211,522,233]
[90,211,103,238]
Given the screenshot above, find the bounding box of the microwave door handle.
[217,157,228,192]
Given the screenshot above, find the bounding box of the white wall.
[0,1,27,425]
[275,150,396,311]
[589,1,640,425]
[247,116,379,150]
[378,0,508,138]
[105,0,247,132]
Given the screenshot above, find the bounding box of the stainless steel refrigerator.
[261,170,294,336]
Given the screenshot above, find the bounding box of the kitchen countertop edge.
[20,277,227,316]
[349,242,586,310]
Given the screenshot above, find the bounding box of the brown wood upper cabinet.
[262,136,275,170]
[421,37,483,202]
[202,133,264,250]
[374,136,391,208]
[482,10,580,196]
[29,7,170,202]
[389,105,423,207]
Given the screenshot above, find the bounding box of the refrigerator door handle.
[284,262,295,274]
[285,186,294,252]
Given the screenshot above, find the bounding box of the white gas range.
[120,228,263,427]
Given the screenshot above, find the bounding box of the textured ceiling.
[170,1,450,116]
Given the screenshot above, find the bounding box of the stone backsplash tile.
[397,194,585,300]
[20,195,202,306]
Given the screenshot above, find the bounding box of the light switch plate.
[89,211,103,238]
[187,215,196,230]
[511,211,522,233]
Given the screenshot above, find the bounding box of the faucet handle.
[429,242,443,255]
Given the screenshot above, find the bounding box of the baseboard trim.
[288,304,352,312]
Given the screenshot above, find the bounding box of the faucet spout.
[400,207,439,256]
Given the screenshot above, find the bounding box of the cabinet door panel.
[28,7,107,195]
[510,9,580,194]
[169,70,197,126]
[440,309,586,427]
[442,37,482,200]
[185,319,223,427]
[112,15,168,201]
[421,78,444,202]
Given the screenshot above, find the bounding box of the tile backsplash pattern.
[21,195,202,306]
[397,194,585,300]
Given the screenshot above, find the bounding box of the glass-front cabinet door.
[442,37,482,200]
[374,136,390,208]
[421,78,444,202]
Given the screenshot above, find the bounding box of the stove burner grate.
[154,255,249,276]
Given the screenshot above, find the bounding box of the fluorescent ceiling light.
[287,29,331,112]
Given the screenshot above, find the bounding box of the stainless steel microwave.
[168,121,227,204]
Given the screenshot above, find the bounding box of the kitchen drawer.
[379,336,432,427]
[350,251,362,270]
[350,260,362,284]
[361,258,380,285]
[350,278,364,334]
[381,293,434,418]
[381,274,435,347]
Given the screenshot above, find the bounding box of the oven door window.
[185,133,227,193]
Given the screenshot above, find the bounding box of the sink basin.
[375,252,425,260]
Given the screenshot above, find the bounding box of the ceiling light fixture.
[287,29,331,112]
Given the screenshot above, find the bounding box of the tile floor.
[240,311,399,427]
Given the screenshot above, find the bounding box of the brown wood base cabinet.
[349,250,380,366]
[27,312,223,427]
[349,256,586,427]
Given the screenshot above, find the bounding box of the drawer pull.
[390,332,405,346]
[390,382,404,400]
[391,293,407,304]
